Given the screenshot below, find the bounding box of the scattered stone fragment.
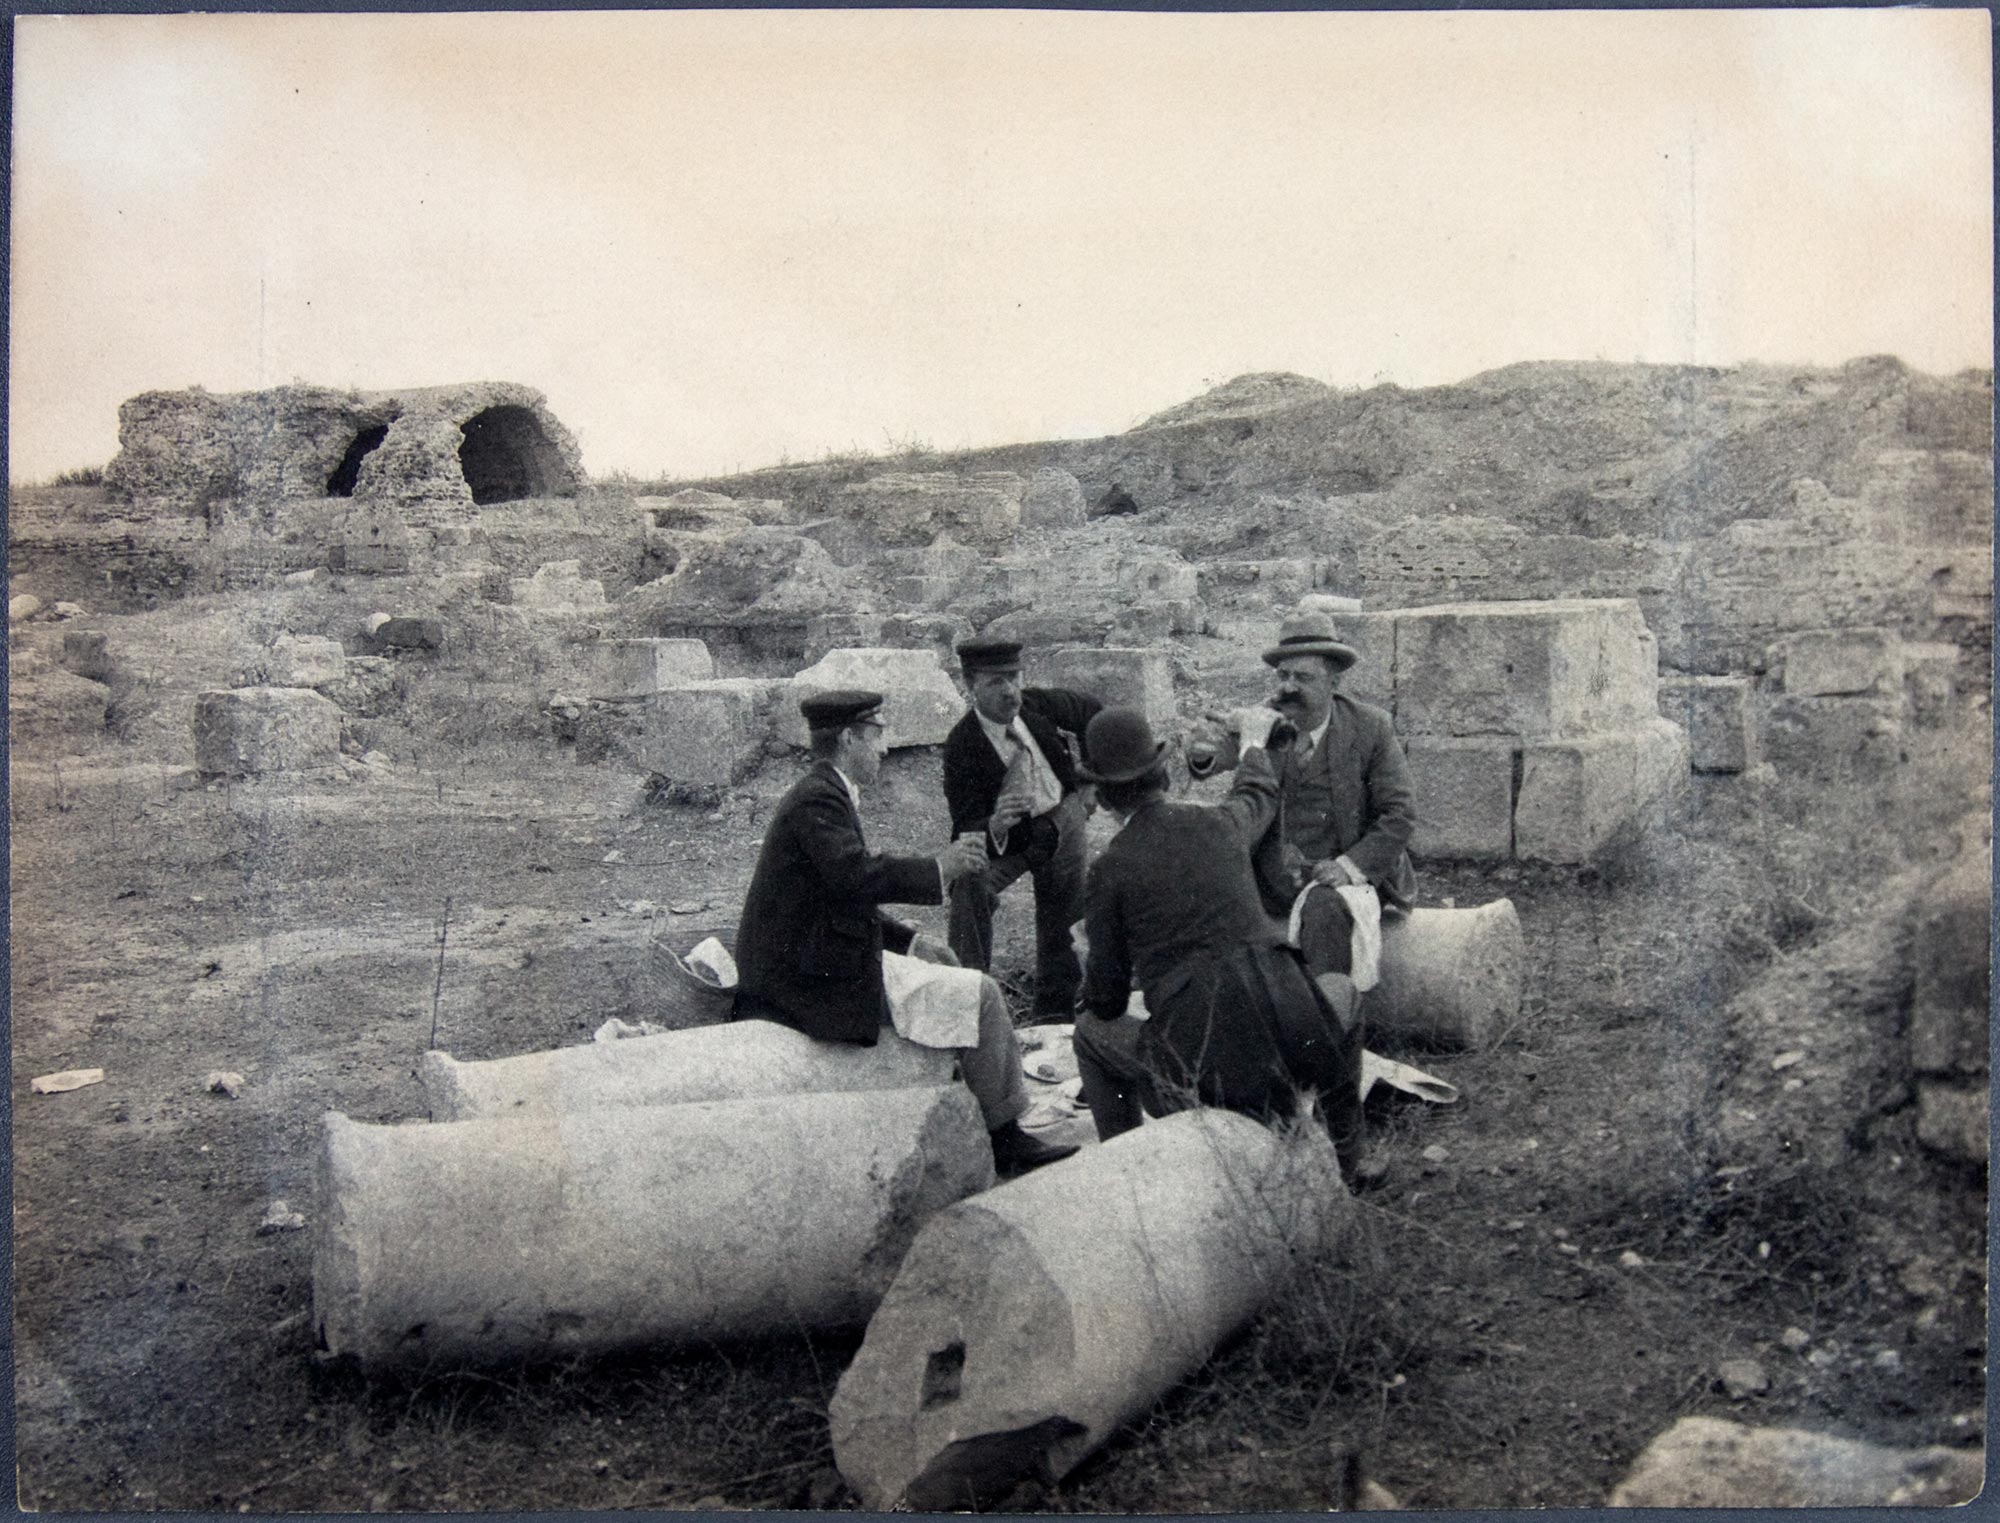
[259,1200,307,1234]
[50,600,87,620]
[206,1071,246,1098]
[1618,1250,1646,1268]
[1771,1050,1805,1071]
[1717,1358,1769,1399]
[31,1068,105,1095]
[1607,1415,1983,1507]
[375,616,444,651]
[1780,1327,1810,1350]
[1421,1144,1450,1163]
[10,594,43,623]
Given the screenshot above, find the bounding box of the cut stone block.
[1320,609,1397,711]
[1909,843,1992,1078]
[1915,1081,1989,1164]
[1759,695,1902,783]
[313,1085,992,1372]
[634,679,787,783]
[317,656,402,718]
[1300,593,1363,614]
[1606,1416,1983,1507]
[1369,900,1524,1049]
[268,634,347,689]
[424,1020,956,1121]
[1779,626,1903,697]
[1902,641,1963,727]
[509,559,608,611]
[193,687,342,777]
[839,472,1023,547]
[1115,558,1199,605]
[1031,646,1176,729]
[1395,598,1659,738]
[59,630,112,683]
[1514,718,1689,864]
[1658,675,1756,773]
[805,613,884,661]
[1404,736,1516,860]
[1020,468,1086,530]
[582,638,715,699]
[779,648,965,749]
[375,616,443,651]
[10,665,110,741]
[829,1110,1349,1510]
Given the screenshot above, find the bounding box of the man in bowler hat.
[1070,704,1366,1175]
[940,639,1102,1018]
[734,689,1078,1176]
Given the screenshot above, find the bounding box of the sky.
[9,7,1993,484]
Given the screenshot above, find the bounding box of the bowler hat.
[1261,609,1359,671]
[799,688,885,730]
[956,637,1024,674]
[1079,706,1169,784]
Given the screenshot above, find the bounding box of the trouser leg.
[947,851,1030,973]
[1296,892,1356,978]
[1312,971,1367,1178]
[954,975,1031,1130]
[1027,797,1088,1016]
[1072,1013,1154,1140]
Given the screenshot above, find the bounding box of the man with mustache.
[1253,608,1417,979]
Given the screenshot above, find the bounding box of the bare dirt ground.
[10,597,1988,1511]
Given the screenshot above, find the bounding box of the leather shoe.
[990,1120,1079,1177]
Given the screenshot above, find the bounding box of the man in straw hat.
[1070,704,1366,1177]
[1252,607,1416,980]
[734,689,1079,1176]
[940,637,1103,1019]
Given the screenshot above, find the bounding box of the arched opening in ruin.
[326,425,390,497]
[457,406,568,505]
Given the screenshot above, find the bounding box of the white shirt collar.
[1304,715,1331,754]
[831,765,862,810]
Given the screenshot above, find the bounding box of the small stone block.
[1395,598,1659,738]
[1910,844,1992,1078]
[1032,646,1177,730]
[779,648,964,749]
[1916,1081,1989,1165]
[635,680,787,784]
[1116,559,1199,604]
[269,634,348,689]
[1659,675,1756,773]
[376,617,444,651]
[1780,627,1903,697]
[1405,736,1516,861]
[193,687,343,776]
[508,560,608,611]
[59,630,112,683]
[1759,695,1902,783]
[1020,468,1087,529]
[585,639,715,699]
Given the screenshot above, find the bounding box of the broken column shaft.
[314,1085,991,1373]
[829,1109,1351,1510]
[1370,900,1523,1049]
[422,1018,955,1120]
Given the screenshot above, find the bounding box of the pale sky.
[9,7,1993,483]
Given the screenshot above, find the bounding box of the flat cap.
[955,637,1024,673]
[798,688,885,729]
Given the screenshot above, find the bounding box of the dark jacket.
[1253,693,1417,916]
[941,687,1103,851]
[1082,749,1348,1112]
[732,761,941,1045]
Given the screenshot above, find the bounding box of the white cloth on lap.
[1284,880,1383,993]
[881,949,988,1049]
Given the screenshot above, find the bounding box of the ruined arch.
[325,424,390,497]
[458,405,569,505]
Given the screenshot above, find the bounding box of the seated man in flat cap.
[1071,705,1366,1176]
[735,689,1078,1177]
[1252,609,1416,982]
[941,638,1103,1020]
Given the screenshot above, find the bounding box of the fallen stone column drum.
[314,1085,992,1373]
[422,1018,956,1120]
[1370,900,1523,1049]
[829,1110,1352,1510]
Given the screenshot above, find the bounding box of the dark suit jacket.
[942,687,1103,851]
[732,761,942,1045]
[1253,693,1417,916]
